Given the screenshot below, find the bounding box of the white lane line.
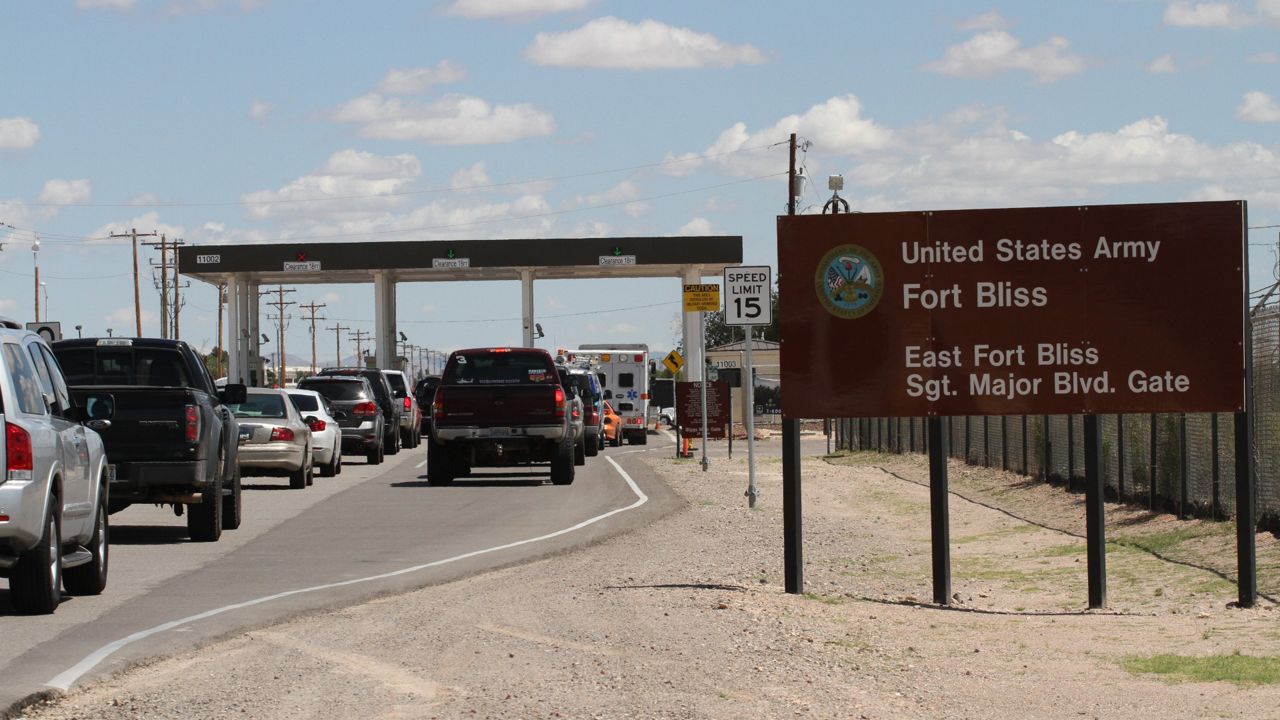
[47,457,649,691]
[415,457,429,468]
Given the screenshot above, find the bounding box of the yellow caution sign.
[682,283,720,312]
[663,349,684,375]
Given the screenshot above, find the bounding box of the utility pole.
[172,239,187,339]
[299,301,327,374]
[110,227,157,336]
[264,286,297,384]
[349,329,371,363]
[327,323,349,367]
[142,234,185,338]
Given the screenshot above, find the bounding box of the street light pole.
[32,238,39,322]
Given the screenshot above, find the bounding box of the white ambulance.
[574,344,650,445]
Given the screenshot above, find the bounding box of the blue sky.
[2,0,1279,366]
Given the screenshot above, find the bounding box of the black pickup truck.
[51,338,246,542]
[428,347,574,486]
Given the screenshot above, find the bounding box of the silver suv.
[0,318,112,613]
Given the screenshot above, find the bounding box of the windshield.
[229,393,287,418]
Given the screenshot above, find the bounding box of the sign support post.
[1084,414,1107,608]
[928,416,950,605]
[724,261,772,505]
[700,311,709,472]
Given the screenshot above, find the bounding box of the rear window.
[54,347,191,387]
[229,393,287,418]
[2,342,47,415]
[385,373,409,397]
[617,372,635,388]
[299,379,368,401]
[288,393,320,412]
[443,351,557,386]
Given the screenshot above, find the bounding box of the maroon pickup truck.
[427,347,574,485]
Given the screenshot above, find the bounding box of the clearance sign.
[777,201,1247,418]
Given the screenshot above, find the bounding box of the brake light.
[433,388,445,421]
[185,404,200,443]
[6,422,34,480]
[634,354,643,362]
[403,397,412,411]
[572,404,581,419]
[306,419,326,432]
[554,386,566,421]
[270,427,295,442]
[353,401,378,417]
[489,347,512,353]
[640,393,648,400]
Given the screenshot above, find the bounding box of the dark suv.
[413,375,441,435]
[296,375,386,464]
[317,367,403,456]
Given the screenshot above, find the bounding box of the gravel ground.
[14,445,1280,719]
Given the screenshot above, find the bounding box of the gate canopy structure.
[178,236,743,385]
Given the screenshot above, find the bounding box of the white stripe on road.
[47,457,649,691]
[415,457,429,468]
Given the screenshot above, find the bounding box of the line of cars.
[1,319,424,614]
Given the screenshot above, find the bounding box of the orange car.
[602,401,623,447]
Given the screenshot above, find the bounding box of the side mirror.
[220,383,248,405]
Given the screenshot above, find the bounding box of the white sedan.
[287,388,342,477]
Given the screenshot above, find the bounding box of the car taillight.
[307,419,326,432]
[572,404,581,419]
[270,427,295,442]
[6,422,34,480]
[354,401,377,416]
[185,404,200,443]
[403,397,412,411]
[554,386,566,421]
[634,354,643,362]
[433,388,445,421]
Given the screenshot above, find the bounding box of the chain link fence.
[832,309,1280,530]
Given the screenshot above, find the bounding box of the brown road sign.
[778,201,1247,418]
[677,380,729,438]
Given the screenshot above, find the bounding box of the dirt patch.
[16,449,1280,720]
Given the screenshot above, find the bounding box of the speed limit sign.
[723,265,772,326]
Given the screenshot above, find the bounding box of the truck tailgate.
[69,386,199,462]
[435,385,558,428]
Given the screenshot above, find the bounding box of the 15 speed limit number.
[724,265,772,326]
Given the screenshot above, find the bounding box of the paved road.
[0,437,684,714]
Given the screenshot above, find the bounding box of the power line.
[16,142,787,209]
[327,299,683,326]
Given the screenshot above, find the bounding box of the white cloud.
[1162,1,1254,27]
[1260,0,1280,23]
[38,179,92,206]
[678,217,713,235]
[87,212,186,245]
[525,16,768,69]
[668,95,892,179]
[0,299,16,315]
[323,292,342,303]
[924,29,1086,83]
[249,101,274,121]
[1147,53,1177,73]
[333,93,555,145]
[378,61,467,94]
[1248,50,1280,63]
[75,0,136,10]
[956,11,1009,31]
[1238,91,1280,122]
[451,162,490,189]
[241,149,422,219]
[440,0,593,20]
[165,0,265,15]
[0,117,41,150]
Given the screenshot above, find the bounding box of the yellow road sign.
[663,349,684,374]
[683,283,720,312]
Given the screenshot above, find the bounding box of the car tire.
[289,458,308,489]
[334,451,343,475]
[64,491,108,596]
[550,439,575,486]
[386,429,401,456]
[584,431,599,458]
[574,436,586,466]
[305,455,314,486]
[222,463,242,530]
[11,501,62,614]
[319,449,336,477]
[633,431,648,446]
[188,473,223,542]
[426,435,453,486]
[610,433,622,448]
